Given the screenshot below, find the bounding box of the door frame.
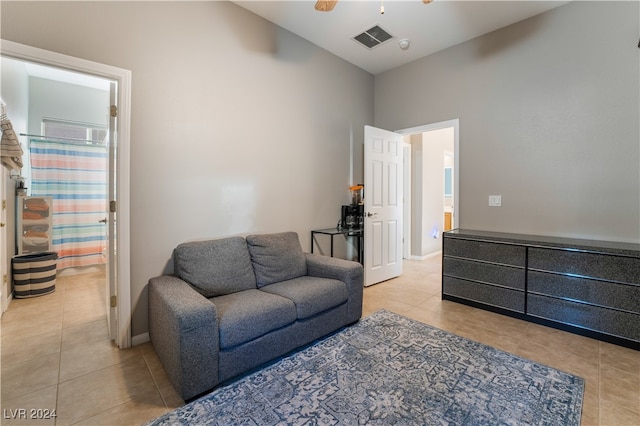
[1,39,132,349]
[395,119,460,232]
[402,142,411,259]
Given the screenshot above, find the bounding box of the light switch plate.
[489,195,502,207]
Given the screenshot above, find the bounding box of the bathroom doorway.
[1,40,132,348]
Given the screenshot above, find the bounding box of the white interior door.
[364,125,403,286]
[106,81,117,340]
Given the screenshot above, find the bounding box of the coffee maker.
[340,204,364,229]
[339,185,364,229]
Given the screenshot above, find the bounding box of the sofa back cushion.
[174,236,256,297]
[246,232,307,287]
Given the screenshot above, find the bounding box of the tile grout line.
[140,346,171,408]
[597,341,602,426]
[55,277,67,426]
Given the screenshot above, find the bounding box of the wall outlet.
[489,195,502,207]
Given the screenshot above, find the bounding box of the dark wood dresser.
[442,229,640,349]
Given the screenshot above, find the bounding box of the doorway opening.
[397,119,459,260]
[1,40,132,348]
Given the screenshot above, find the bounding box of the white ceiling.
[234,0,570,75]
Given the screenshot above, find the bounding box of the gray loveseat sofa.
[148,232,364,401]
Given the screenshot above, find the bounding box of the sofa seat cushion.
[260,276,348,320]
[246,232,307,287]
[211,289,296,349]
[174,237,256,298]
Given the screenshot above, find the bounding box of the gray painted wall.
[376,1,640,243]
[1,1,374,337]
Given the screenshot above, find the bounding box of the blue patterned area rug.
[147,310,584,425]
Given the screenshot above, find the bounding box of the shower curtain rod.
[20,133,106,145]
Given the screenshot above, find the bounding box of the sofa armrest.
[148,275,219,401]
[304,253,363,323]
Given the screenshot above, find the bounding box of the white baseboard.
[424,250,442,260]
[409,250,442,261]
[131,332,150,346]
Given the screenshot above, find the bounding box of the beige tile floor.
[1,269,183,426]
[1,256,638,425]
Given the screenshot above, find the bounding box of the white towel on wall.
[0,114,24,170]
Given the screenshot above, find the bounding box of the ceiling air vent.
[353,25,393,49]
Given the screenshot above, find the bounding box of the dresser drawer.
[443,237,525,267]
[444,257,525,290]
[528,270,640,314]
[528,294,640,343]
[443,276,525,313]
[528,247,640,285]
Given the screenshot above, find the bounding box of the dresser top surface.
[445,229,640,258]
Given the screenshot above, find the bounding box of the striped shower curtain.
[29,139,108,270]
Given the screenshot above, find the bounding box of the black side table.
[310,227,363,265]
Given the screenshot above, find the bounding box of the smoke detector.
[398,38,410,50]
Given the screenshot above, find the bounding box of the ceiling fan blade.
[315,0,338,12]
